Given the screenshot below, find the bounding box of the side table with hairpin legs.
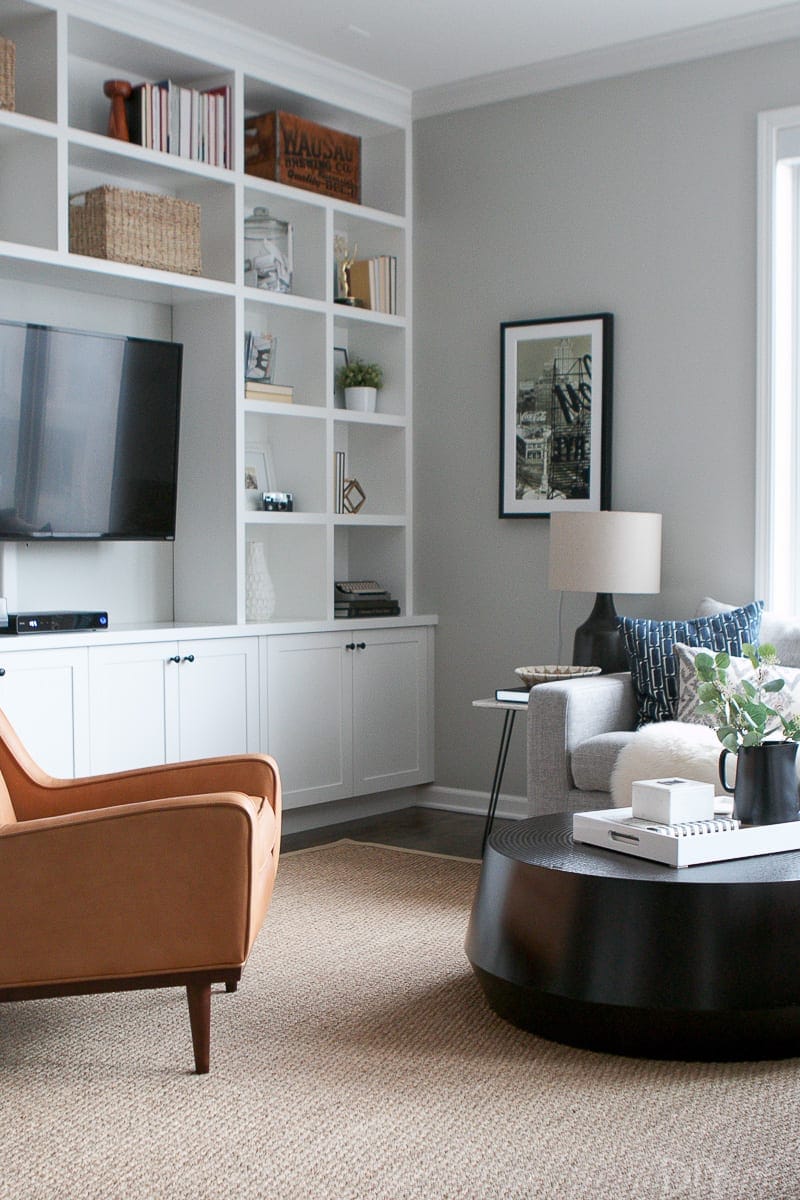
[472,696,528,854]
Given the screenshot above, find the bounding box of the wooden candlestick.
[104,79,132,142]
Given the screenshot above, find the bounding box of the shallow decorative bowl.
[514,665,602,688]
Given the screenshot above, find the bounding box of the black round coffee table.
[465,814,800,1059]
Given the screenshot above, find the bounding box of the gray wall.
[413,38,800,801]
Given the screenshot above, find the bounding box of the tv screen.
[0,320,182,540]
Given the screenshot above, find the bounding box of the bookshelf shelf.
[0,0,413,631]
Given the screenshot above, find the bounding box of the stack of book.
[127,80,232,168]
[245,381,293,403]
[334,584,400,619]
[347,256,397,314]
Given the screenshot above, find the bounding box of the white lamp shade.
[548,511,662,595]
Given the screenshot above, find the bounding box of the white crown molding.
[413,1,800,119]
[66,0,412,128]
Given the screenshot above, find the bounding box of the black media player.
[0,611,109,634]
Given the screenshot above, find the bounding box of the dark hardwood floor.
[281,805,486,859]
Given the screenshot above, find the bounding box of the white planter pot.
[344,386,377,413]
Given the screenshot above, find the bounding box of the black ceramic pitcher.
[718,741,800,825]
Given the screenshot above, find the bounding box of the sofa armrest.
[0,790,277,989]
[527,672,637,816]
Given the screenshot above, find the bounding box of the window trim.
[756,105,800,612]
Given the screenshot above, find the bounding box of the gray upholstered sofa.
[526,672,638,815]
[526,601,800,817]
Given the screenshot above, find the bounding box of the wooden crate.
[244,111,361,204]
[69,185,202,275]
[0,37,15,112]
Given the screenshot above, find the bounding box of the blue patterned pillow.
[619,602,764,725]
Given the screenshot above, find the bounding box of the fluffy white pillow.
[609,721,722,808]
[675,641,800,727]
[696,596,800,669]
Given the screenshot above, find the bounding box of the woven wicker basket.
[0,37,15,112]
[69,185,202,275]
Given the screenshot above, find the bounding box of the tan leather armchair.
[0,708,281,1074]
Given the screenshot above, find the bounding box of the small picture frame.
[244,443,273,508]
[333,346,349,404]
[245,331,277,383]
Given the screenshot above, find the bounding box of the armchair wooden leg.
[186,981,211,1074]
[225,981,238,993]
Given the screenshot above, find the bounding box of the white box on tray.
[631,777,716,825]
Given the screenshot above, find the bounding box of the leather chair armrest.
[9,754,281,825]
[0,791,276,989]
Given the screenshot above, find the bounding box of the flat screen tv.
[0,319,182,540]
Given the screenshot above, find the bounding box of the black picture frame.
[333,346,349,404]
[499,312,613,517]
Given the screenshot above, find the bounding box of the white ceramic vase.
[245,539,276,622]
[344,386,377,413]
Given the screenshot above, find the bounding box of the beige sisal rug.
[1,839,799,1200]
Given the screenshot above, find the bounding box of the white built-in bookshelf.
[0,0,414,627]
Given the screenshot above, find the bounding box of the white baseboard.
[415,784,529,821]
[281,788,421,835]
[280,783,529,836]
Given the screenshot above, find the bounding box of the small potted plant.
[336,357,384,413]
[694,642,800,824]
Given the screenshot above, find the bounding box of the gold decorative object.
[334,235,362,306]
[342,478,366,514]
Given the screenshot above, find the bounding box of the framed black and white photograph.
[499,312,613,518]
[333,346,349,404]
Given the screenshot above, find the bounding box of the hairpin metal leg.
[481,708,517,855]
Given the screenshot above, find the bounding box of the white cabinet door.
[352,627,432,795]
[177,637,259,761]
[89,637,260,774]
[0,646,90,778]
[88,642,180,773]
[266,633,353,807]
[266,626,433,808]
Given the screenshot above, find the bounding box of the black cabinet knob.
[182,654,195,663]
[345,642,356,651]
[0,667,5,677]
[167,655,181,664]
[356,642,366,650]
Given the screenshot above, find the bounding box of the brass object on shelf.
[342,478,366,514]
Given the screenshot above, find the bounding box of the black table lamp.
[548,511,662,673]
